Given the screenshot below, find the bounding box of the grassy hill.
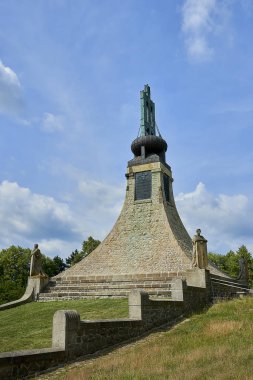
[33,297,253,380]
[1,297,253,379]
[0,299,128,352]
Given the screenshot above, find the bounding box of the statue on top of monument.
[140,84,156,137]
[191,229,208,269]
[30,244,46,277]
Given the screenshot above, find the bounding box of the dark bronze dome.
[131,135,167,157]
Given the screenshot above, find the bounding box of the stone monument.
[60,84,193,274]
[39,85,228,300]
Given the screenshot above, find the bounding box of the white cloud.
[0,173,125,258]
[0,59,23,115]
[176,182,253,253]
[39,239,78,258]
[41,112,65,133]
[78,178,124,214]
[186,35,213,60]
[69,172,125,239]
[181,0,227,61]
[43,162,126,243]
[0,181,81,256]
[1,177,251,259]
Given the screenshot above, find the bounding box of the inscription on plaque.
[163,174,170,202]
[135,171,152,200]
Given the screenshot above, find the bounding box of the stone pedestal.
[27,275,49,300]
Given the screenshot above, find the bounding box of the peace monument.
[39,85,230,300]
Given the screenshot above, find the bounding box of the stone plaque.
[135,171,152,200]
[163,174,170,202]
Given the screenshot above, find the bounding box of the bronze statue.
[192,229,208,269]
[30,244,46,276]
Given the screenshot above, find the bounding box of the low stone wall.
[210,274,250,300]
[0,276,49,311]
[0,349,65,380]
[0,270,211,380]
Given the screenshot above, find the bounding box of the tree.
[0,245,66,304]
[0,246,31,304]
[65,236,101,267]
[42,255,67,277]
[208,245,253,287]
[53,255,68,273]
[236,245,253,285]
[208,252,229,273]
[82,236,101,256]
[65,249,83,267]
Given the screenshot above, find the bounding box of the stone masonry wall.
[59,162,194,278]
[0,271,211,380]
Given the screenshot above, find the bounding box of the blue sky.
[0,0,252,258]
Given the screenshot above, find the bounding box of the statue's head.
[34,243,39,249]
[196,229,201,236]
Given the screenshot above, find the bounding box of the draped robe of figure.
[30,244,45,276]
[192,229,208,269]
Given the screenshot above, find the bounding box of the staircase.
[210,274,251,299]
[39,270,252,302]
[38,272,185,301]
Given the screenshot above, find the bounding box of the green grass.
[35,297,253,380]
[0,299,128,353]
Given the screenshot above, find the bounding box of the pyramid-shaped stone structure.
[40,85,226,300]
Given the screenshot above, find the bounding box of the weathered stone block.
[52,310,80,350]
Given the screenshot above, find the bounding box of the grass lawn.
[0,299,128,353]
[35,297,253,380]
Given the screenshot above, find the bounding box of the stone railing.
[0,276,49,311]
[0,270,211,380]
[210,274,251,299]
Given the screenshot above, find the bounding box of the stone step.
[50,278,173,283]
[49,279,174,286]
[38,288,172,301]
[210,275,249,289]
[52,273,185,284]
[39,295,125,301]
[39,272,184,301]
[42,289,171,297]
[43,282,172,293]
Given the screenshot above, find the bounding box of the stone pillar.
[128,289,149,320]
[52,310,80,351]
[170,278,184,301]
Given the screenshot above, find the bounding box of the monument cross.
[140,84,156,136]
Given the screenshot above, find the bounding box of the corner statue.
[237,256,249,284]
[30,244,46,277]
[191,229,208,269]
